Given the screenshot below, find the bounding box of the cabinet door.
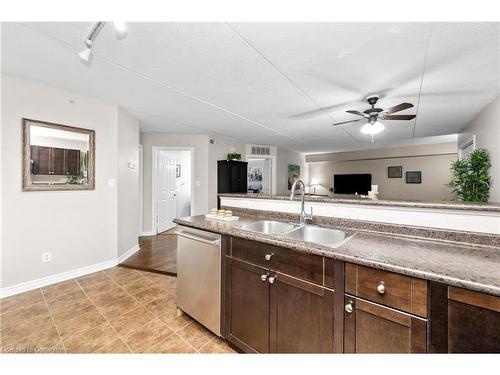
[65,149,80,175]
[344,296,427,353]
[33,146,50,175]
[448,287,500,353]
[225,257,270,353]
[270,273,334,353]
[51,148,65,175]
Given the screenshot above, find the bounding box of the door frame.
[139,144,144,235]
[152,146,195,234]
[246,155,277,195]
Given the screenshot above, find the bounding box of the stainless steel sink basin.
[284,226,352,248]
[239,220,297,235]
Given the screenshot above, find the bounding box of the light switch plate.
[127,162,136,169]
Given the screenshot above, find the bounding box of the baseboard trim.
[117,244,140,263]
[1,244,141,299]
[140,231,156,237]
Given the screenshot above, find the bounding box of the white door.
[157,151,177,233]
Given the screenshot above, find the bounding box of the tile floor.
[0,267,236,354]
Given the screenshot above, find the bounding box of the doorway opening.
[247,157,274,194]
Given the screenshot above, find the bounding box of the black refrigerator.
[217,160,248,208]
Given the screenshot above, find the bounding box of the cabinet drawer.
[345,263,428,317]
[231,237,325,285]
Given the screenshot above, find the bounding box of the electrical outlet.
[42,251,52,263]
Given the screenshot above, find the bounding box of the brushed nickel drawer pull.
[261,273,269,282]
[345,302,353,314]
[268,275,276,284]
[265,253,273,261]
[377,281,386,294]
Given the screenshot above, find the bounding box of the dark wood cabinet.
[225,257,270,353]
[30,146,80,176]
[270,272,334,353]
[344,296,427,353]
[217,160,248,195]
[448,287,500,353]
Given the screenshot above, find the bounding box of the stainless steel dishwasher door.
[176,226,222,336]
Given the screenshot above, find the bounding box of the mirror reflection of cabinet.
[30,146,81,176]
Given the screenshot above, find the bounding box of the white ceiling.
[1,22,499,154]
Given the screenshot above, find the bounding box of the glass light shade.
[78,47,92,62]
[113,22,128,39]
[360,121,385,135]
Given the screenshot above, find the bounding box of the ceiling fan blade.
[346,110,368,118]
[383,114,416,121]
[332,119,362,126]
[384,102,414,114]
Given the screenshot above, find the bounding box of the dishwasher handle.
[175,231,221,246]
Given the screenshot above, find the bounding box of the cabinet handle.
[345,302,353,314]
[265,253,273,261]
[377,281,386,294]
[260,273,269,282]
[268,275,276,284]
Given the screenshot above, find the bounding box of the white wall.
[459,96,500,202]
[117,107,140,258]
[307,143,457,201]
[1,75,119,288]
[276,146,308,194]
[208,134,246,209]
[141,133,210,233]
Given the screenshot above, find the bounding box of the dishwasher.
[175,225,222,336]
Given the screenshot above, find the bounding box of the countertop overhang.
[173,214,500,297]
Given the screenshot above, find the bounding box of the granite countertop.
[173,214,500,297]
[218,193,500,213]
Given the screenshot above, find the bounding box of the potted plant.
[448,148,491,202]
[226,152,241,161]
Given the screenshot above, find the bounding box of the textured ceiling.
[2,22,499,153]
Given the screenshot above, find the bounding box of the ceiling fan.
[332,95,416,140]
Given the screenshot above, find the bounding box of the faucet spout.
[290,179,313,225]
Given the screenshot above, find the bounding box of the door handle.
[175,231,221,246]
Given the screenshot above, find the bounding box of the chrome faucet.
[290,179,313,225]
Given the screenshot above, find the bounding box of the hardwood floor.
[120,229,177,276]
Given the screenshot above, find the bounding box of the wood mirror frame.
[22,118,96,191]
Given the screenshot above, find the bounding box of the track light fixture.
[78,21,128,63]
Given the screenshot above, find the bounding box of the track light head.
[113,22,128,39]
[78,39,93,62]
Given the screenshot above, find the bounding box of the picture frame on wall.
[287,164,300,190]
[387,166,403,178]
[406,171,422,184]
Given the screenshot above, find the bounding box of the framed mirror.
[22,118,95,191]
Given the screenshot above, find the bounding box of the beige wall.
[1,75,119,288]
[459,96,500,202]
[208,134,246,209]
[307,143,457,201]
[277,146,308,194]
[117,107,140,257]
[140,133,210,234]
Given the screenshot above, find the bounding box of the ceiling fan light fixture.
[360,120,385,135]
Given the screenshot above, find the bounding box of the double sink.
[238,220,354,249]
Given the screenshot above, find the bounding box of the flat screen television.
[333,174,372,195]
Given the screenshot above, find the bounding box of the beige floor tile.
[109,306,155,337]
[0,301,50,330]
[94,338,131,353]
[57,308,107,339]
[45,289,90,314]
[148,334,196,353]
[76,271,110,289]
[199,337,237,354]
[123,318,173,353]
[0,289,45,315]
[50,300,96,325]
[177,321,215,350]
[88,288,130,307]
[2,325,64,354]
[0,314,55,347]
[80,279,121,297]
[105,267,145,285]
[41,280,82,302]
[144,273,177,293]
[97,294,143,321]
[64,322,120,353]
[119,277,157,294]
[158,304,192,332]
[144,294,176,317]
[133,286,172,305]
